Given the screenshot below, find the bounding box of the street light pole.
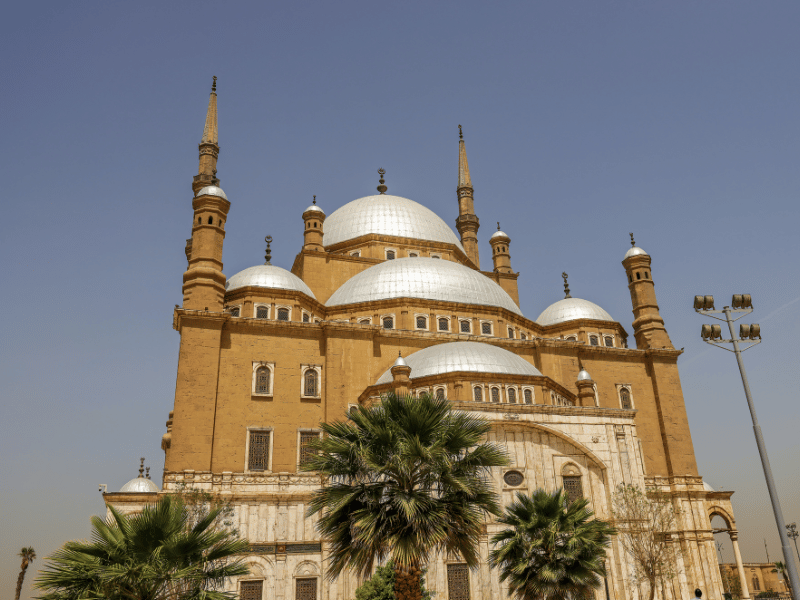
[695,295,800,599]
[788,523,799,564]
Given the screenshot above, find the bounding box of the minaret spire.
[455,125,480,268]
[193,76,220,194]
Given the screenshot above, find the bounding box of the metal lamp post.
[788,523,799,563]
[694,294,800,598]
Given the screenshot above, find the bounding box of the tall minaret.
[182,78,230,311]
[455,125,480,268]
[193,76,220,195]
[622,234,673,349]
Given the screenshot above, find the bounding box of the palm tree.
[772,562,792,596]
[303,392,508,600]
[35,494,249,600]
[15,547,36,600]
[489,488,616,600]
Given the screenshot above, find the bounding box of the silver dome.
[376,341,542,384]
[226,265,317,299]
[577,368,592,381]
[196,185,228,200]
[305,204,325,215]
[536,297,614,326]
[323,195,465,251]
[120,477,159,493]
[624,246,648,259]
[393,354,408,367]
[326,257,523,315]
[491,230,509,240]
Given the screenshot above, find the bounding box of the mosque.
[103,79,754,600]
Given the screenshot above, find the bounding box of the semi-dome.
[120,476,159,493]
[326,257,523,315]
[196,185,228,200]
[536,297,614,326]
[226,265,317,299]
[376,341,542,384]
[323,195,465,251]
[624,246,648,259]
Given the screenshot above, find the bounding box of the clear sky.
[2,2,799,597]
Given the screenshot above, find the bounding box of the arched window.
[227,306,240,317]
[636,272,641,280]
[439,318,449,331]
[565,335,577,342]
[589,336,599,346]
[208,216,213,224]
[491,387,500,403]
[752,577,760,592]
[524,389,533,404]
[277,308,289,321]
[435,387,445,400]
[620,388,632,410]
[386,250,396,260]
[507,388,517,403]
[304,369,319,397]
[303,313,310,323]
[562,474,583,504]
[256,306,269,319]
[604,336,613,347]
[508,327,514,339]
[416,316,427,329]
[473,386,483,402]
[460,320,471,333]
[255,366,271,394]
[382,316,394,329]
[521,333,527,340]
[481,322,492,335]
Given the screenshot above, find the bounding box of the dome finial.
[562,272,571,299]
[264,235,272,265]
[458,124,463,140]
[497,221,501,231]
[377,168,387,194]
[146,466,151,480]
[211,75,217,93]
[630,232,636,247]
[138,457,145,478]
[312,195,316,205]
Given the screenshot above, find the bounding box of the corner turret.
[489,223,512,274]
[303,196,325,251]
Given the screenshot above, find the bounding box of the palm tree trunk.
[394,564,422,600]
[15,559,29,600]
[648,577,657,600]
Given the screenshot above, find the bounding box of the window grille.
[296,578,317,600]
[416,316,427,329]
[303,313,310,323]
[299,431,319,467]
[504,470,524,486]
[460,320,471,333]
[439,318,449,331]
[277,308,290,321]
[241,581,263,600]
[752,577,760,592]
[383,316,394,329]
[491,387,500,403]
[620,388,632,410]
[481,322,492,335]
[256,306,268,319]
[507,388,517,403]
[435,388,445,400]
[255,367,270,394]
[304,369,319,397]
[524,389,533,404]
[359,318,371,325]
[604,336,613,347]
[562,475,583,504]
[228,306,240,317]
[473,387,483,402]
[386,250,395,260]
[589,336,599,346]
[248,431,270,471]
[508,327,514,338]
[446,564,470,600]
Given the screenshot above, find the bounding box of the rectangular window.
[296,578,317,600]
[460,320,471,333]
[508,327,514,338]
[386,250,396,260]
[447,564,470,600]
[277,308,290,321]
[416,316,427,329]
[241,581,263,600]
[562,475,583,504]
[299,431,320,467]
[589,336,599,346]
[604,336,613,347]
[228,306,240,317]
[248,430,270,471]
[438,317,449,331]
[481,322,492,335]
[256,306,269,319]
[303,313,310,323]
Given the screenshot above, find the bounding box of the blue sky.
[2,2,799,596]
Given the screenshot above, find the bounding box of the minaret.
[303,196,326,251]
[489,222,512,273]
[193,76,220,195]
[455,126,480,268]
[182,78,230,312]
[622,234,673,349]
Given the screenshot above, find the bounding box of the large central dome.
[326,257,523,315]
[323,195,465,251]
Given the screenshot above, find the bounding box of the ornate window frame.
[437,315,451,332]
[297,428,322,469]
[506,385,519,404]
[225,304,242,317]
[384,248,398,260]
[301,310,312,323]
[480,320,493,336]
[561,462,584,504]
[490,385,502,403]
[275,305,292,322]
[603,334,615,348]
[245,427,274,473]
[472,384,484,402]
[588,334,600,346]
[414,387,431,398]
[432,385,446,399]
[293,562,321,600]
[358,317,372,325]
[507,326,515,339]
[414,313,429,331]
[564,335,578,342]
[239,579,265,600]
[301,365,323,399]
[254,303,270,319]
[616,384,634,410]
[522,386,535,404]
[458,319,472,334]
[381,314,396,330]
[252,361,275,397]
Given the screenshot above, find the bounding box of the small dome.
[120,476,159,493]
[491,230,509,241]
[226,265,317,299]
[305,204,325,215]
[326,257,522,315]
[196,185,228,200]
[376,341,542,385]
[393,354,408,368]
[624,246,648,259]
[536,297,614,326]
[323,195,464,251]
[577,368,592,381]
[703,481,715,492]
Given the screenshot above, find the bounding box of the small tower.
[489,222,512,274]
[193,76,220,195]
[622,234,673,349]
[303,196,326,251]
[576,367,596,407]
[182,79,230,312]
[455,126,481,268]
[390,353,412,396]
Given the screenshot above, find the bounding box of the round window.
[503,470,524,487]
